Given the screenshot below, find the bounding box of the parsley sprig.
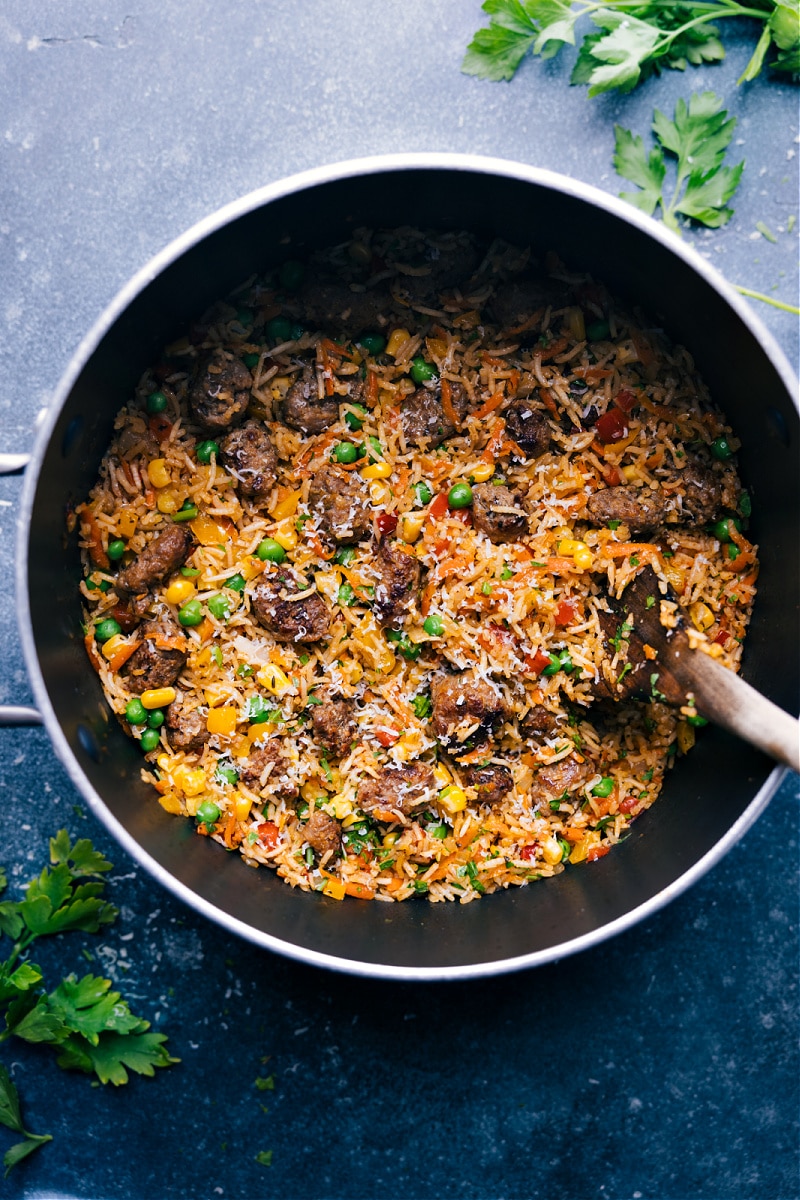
[0,831,178,1175]
[463,0,800,96]
[614,91,744,232]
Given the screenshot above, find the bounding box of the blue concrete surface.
[0,2,797,1197]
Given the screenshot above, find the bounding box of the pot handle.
[0,706,44,727]
[0,453,30,475]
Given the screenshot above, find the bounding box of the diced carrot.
[427,492,449,522]
[83,631,104,675]
[420,580,436,617]
[366,368,379,407]
[318,341,335,396]
[481,419,506,463]
[107,640,140,673]
[148,414,173,443]
[197,617,215,643]
[440,378,461,429]
[80,509,110,570]
[472,390,505,421]
[600,542,662,559]
[344,881,375,900]
[587,843,611,862]
[537,336,569,363]
[547,556,581,574]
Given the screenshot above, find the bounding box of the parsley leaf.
[463,0,799,95]
[0,1063,52,1176]
[615,92,744,233]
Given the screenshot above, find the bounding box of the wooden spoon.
[597,566,799,773]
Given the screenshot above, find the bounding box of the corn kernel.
[147,458,171,489]
[257,663,291,695]
[156,487,184,515]
[382,832,400,848]
[158,791,183,816]
[140,687,177,710]
[206,706,238,736]
[438,785,467,814]
[689,601,715,631]
[270,374,290,399]
[361,461,392,481]
[165,577,196,605]
[470,461,494,483]
[557,538,580,556]
[233,791,252,821]
[399,511,426,544]
[386,327,411,358]
[369,481,392,506]
[567,307,586,343]
[324,794,354,820]
[663,562,686,593]
[542,836,563,866]
[621,465,639,483]
[156,753,172,772]
[174,766,207,797]
[272,521,298,551]
[321,876,346,901]
[427,336,448,359]
[433,763,452,789]
[573,544,594,570]
[101,634,128,661]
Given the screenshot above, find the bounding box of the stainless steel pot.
[15,154,800,980]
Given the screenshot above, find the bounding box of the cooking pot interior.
[23,163,799,975]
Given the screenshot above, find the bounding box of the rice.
[77,228,758,904]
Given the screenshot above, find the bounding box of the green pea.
[344,404,367,432]
[242,351,260,370]
[236,307,254,329]
[140,728,161,753]
[146,390,168,414]
[95,618,121,643]
[290,322,304,341]
[333,441,358,464]
[410,357,439,384]
[107,539,126,561]
[447,482,473,509]
[359,334,386,356]
[266,316,293,344]
[337,582,356,607]
[415,481,433,506]
[423,614,444,637]
[334,546,356,566]
[738,490,752,518]
[712,517,742,542]
[125,698,148,726]
[279,260,305,291]
[256,538,286,563]
[711,436,733,461]
[195,800,221,826]
[591,776,615,798]
[366,436,384,461]
[207,594,230,620]
[727,543,740,560]
[177,599,204,627]
[215,763,240,786]
[586,319,610,341]
[147,709,165,729]
[196,439,220,464]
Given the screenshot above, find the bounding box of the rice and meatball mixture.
[77,228,758,903]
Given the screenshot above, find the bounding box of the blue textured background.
[1,2,797,1197]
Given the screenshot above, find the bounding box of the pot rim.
[16,152,797,979]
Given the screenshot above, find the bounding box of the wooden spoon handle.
[670,646,799,773]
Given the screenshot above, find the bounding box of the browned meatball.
[115,525,193,596]
[304,809,342,859]
[373,539,421,628]
[531,755,591,806]
[677,460,739,525]
[311,698,357,759]
[307,465,372,544]
[430,674,508,747]
[165,701,209,753]
[357,762,436,819]
[220,421,277,500]
[585,485,670,535]
[461,764,514,807]
[488,277,571,328]
[238,740,298,798]
[121,617,188,694]
[298,279,393,336]
[401,382,468,448]
[281,366,339,434]
[472,482,528,543]
[251,573,330,644]
[188,350,252,432]
[504,397,552,459]
[520,704,563,741]
[395,239,480,303]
